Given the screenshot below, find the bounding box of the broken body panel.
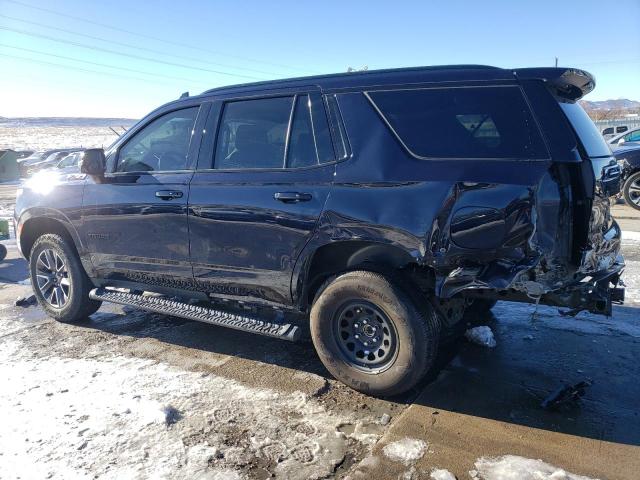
[310,68,624,316]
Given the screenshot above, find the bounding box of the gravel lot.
[1,184,639,479]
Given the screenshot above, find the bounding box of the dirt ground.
[1,184,639,479]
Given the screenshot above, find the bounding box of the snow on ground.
[0,334,380,480]
[622,230,640,243]
[465,326,497,348]
[471,455,598,480]
[0,118,136,151]
[382,438,427,465]
[430,468,457,480]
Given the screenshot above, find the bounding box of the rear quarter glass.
[367,85,548,159]
[558,102,612,158]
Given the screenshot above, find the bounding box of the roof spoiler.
[514,67,595,101]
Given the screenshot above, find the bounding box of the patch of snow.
[465,326,497,348]
[622,230,640,244]
[382,437,427,465]
[430,468,456,480]
[0,336,379,480]
[621,259,640,306]
[471,455,597,480]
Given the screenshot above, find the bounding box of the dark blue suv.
[15,65,625,395]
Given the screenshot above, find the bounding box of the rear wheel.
[623,171,640,211]
[29,234,101,322]
[310,271,440,396]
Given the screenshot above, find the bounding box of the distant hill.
[580,99,640,111]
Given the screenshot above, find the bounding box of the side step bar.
[89,288,301,341]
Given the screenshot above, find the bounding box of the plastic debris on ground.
[541,380,592,411]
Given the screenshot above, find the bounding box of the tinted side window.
[559,102,612,158]
[368,87,547,159]
[215,97,293,169]
[325,94,351,160]
[287,95,318,168]
[117,107,198,172]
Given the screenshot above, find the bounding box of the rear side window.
[367,86,547,159]
[287,95,321,168]
[559,102,612,158]
[215,97,293,169]
[325,94,351,160]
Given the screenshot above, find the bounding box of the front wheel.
[29,233,101,322]
[623,171,640,211]
[310,271,440,396]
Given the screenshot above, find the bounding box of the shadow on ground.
[74,299,640,448]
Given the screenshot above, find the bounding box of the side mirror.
[80,148,106,176]
[618,138,626,145]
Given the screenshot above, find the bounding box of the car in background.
[615,144,640,210]
[18,148,83,177]
[608,127,640,149]
[602,125,629,140]
[15,151,34,160]
[55,151,83,173]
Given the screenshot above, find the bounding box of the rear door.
[188,90,336,306]
[80,103,207,289]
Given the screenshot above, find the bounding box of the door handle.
[274,192,312,203]
[155,190,183,200]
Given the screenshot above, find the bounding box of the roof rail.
[203,64,501,95]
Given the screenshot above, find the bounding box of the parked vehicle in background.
[602,125,629,140]
[608,127,640,149]
[52,151,84,174]
[14,65,625,396]
[15,150,34,160]
[18,148,83,177]
[615,144,640,210]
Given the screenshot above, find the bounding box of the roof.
[193,65,595,101]
[203,64,502,95]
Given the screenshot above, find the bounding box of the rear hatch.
[552,75,622,274]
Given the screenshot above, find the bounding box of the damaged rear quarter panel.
[318,91,566,299]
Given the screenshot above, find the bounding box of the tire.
[29,234,101,322]
[310,270,441,396]
[0,243,6,261]
[623,171,640,211]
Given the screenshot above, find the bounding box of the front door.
[80,104,206,290]
[189,92,336,306]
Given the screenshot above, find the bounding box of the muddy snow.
[0,333,383,480]
[471,455,598,480]
[382,438,427,465]
[464,326,497,348]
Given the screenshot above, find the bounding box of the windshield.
[559,101,612,158]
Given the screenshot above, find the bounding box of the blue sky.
[0,0,638,118]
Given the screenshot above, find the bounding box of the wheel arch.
[19,211,82,260]
[297,240,418,310]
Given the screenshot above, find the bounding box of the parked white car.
[608,127,640,149]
